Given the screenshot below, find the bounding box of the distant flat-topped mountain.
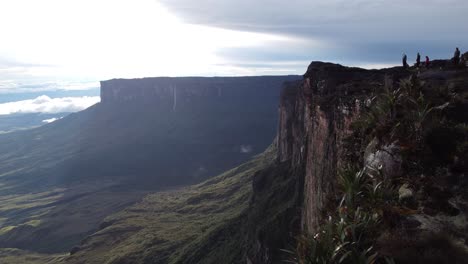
[101,76,296,104]
[0,75,300,253]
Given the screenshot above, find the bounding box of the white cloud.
[42,117,62,123]
[0,95,100,115]
[240,145,253,153]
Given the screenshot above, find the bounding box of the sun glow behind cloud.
[0,0,308,92]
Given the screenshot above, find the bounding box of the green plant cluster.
[349,72,468,180]
[355,75,440,147]
[284,167,396,264]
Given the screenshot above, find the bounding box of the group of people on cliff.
[402,53,429,68]
[402,47,465,69]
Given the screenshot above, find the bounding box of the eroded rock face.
[277,62,409,232]
[364,138,402,179]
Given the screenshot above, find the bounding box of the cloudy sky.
[0,0,467,114]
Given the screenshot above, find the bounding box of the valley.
[0,76,299,256]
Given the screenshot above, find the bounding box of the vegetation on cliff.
[290,65,468,264]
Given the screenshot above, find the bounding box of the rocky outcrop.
[364,138,402,179]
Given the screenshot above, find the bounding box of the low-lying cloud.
[0,95,100,115]
[42,117,62,123]
[240,145,253,153]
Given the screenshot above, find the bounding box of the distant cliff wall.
[100,76,301,105]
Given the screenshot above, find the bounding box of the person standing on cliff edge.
[402,54,409,69]
[425,56,430,67]
[416,52,421,67]
[453,47,461,65]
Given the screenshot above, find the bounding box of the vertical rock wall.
[100,76,301,104]
[277,62,407,232]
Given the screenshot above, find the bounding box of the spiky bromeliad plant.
[355,75,439,144]
[285,168,391,264]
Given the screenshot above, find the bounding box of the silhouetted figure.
[416,52,421,67]
[402,54,409,69]
[425,56,430,67]
[453,47,461,65]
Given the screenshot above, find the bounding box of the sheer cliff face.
[100,76,300,105]
[96,76,302,186]
[278,62,409,232]
[101,78,219,104]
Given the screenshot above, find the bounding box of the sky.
[0,0,467,115]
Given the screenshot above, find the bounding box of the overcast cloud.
[159,0,468,63]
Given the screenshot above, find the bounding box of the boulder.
[399,183,414,201]
[364,138,402,179]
